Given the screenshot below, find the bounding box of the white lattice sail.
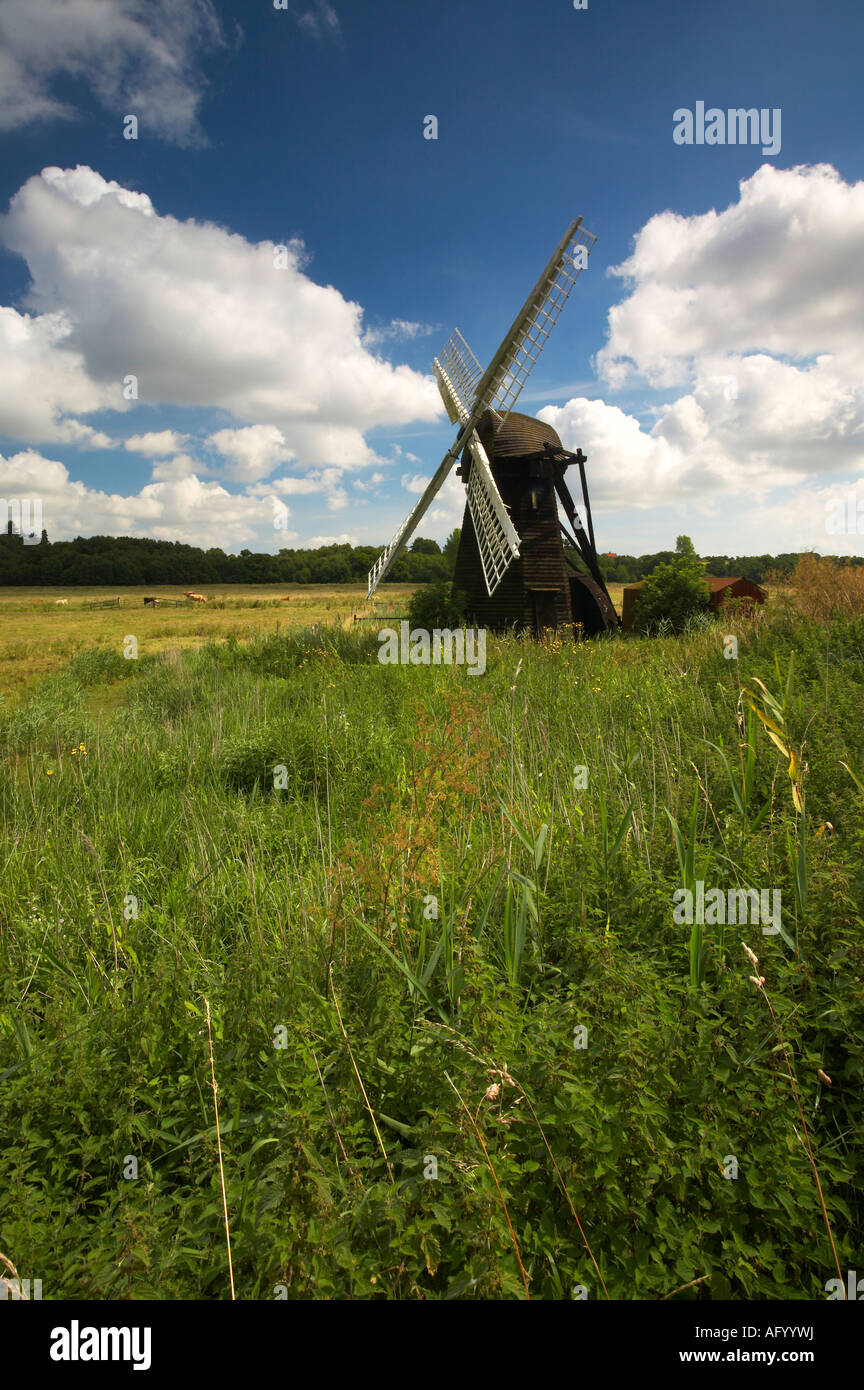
[464,433,521,595]
[433,330,483,425]
[472,220,596,427]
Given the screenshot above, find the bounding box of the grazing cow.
[55,598,68,606]
[184,592,207,603]
[279,596,292,602]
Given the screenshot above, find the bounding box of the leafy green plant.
[632,555,712,634]
[406,582,468,631]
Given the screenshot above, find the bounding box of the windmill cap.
[476,410,565,459]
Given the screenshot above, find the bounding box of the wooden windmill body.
[452,411,616,635]
[367,220,618,638]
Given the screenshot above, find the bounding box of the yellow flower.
[46,769,54,775]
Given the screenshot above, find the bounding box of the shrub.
[218,726,316,794]
[632,556,712,635]
[407,582,468,631]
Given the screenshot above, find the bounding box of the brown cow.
[183,592,207,603]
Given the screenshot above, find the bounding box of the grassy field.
[0,584,423,702]
[0,576,861,1300]
[0,582,628,703]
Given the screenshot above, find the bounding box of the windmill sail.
[463,433,521,595]
[366,443,460,597]
[433,330,483,424]
[367,220,595,599]
[456,219,595,429]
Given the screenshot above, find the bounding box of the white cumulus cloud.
[537,163,864,553]
[0,448,286,550]
[0,165,442,471]
[0,0,226,146]
[125,430,189,457]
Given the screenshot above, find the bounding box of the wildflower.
[742,942,759,968]
[483,1083,500,1103]
[749,975,766,988]
[817,1069,833,1086]
[46,769,54,776]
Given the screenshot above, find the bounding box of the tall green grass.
[0,610,862,1299]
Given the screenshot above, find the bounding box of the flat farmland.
[0,582,629,701]
[0,584,420,701]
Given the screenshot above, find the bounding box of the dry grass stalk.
[444,1070,531,1299]
[329,965,395,1185]
[204,997,236,1300]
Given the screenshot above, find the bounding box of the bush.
[407,582,468,631]
[632,556,712,635]
[219,726,317,794]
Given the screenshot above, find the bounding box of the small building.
[621,575,767,632]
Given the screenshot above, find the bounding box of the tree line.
[0,520,858,588]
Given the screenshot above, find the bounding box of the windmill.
[367,220,618,637]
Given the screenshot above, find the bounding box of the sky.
[0,0,862,559]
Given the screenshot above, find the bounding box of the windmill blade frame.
[433,330,484,425]
[366,440,461,597]
[461,218,596,429]
[463,432,521,595]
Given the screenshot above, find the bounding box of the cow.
[279,596,292,603]
[183,592,207,603]
[143,597,159,607]
[54,598,68,606]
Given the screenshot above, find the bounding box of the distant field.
[0,584,419,701]
[0,582,629,702]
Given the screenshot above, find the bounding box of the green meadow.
[0,582,862,1300]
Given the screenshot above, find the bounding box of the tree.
[632,552,712,634]
[410,537,441,555]
[443,529,461,563]
[407,581,467,630]
[676,534,697,557]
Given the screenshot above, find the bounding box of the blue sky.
[1,0,862,557]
